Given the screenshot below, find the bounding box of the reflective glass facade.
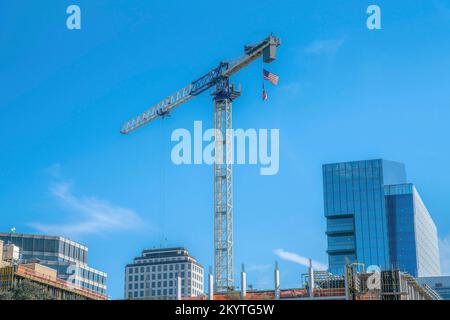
[324,159,440,277]
[323,160,406,274]
[0,233,107,295]
[386,184,440,277]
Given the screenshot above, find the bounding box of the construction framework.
[0,265,107,300]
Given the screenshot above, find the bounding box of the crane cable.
[159,118,167,247]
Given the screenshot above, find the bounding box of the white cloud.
[273,249,327,270]
[439,236,450,275]
[304,38,345,55]
[30,181,146,238]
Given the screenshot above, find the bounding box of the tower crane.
[121,34,281,292]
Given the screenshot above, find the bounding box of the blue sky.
[1,0,450,299]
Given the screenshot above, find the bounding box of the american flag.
[263,69,279,85]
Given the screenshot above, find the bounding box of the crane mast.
[121,35,280,293]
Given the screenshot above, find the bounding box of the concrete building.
[418,276,450,300]
[323,159,440,277]
[0,240,9,268]
[0,263,107,300]
[0,233,107,296]
[124,247,204,299]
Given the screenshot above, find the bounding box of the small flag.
[263,69,279,85]
[262,84,268,101]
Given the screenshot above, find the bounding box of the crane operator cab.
[156,108,171,118]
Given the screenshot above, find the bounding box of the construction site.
[181,262,440,301]
[118,34,443,302]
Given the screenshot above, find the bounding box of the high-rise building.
[124,247,204,300]
[385,184,440,277]
[323,159,440,277]
[0,233,107,296]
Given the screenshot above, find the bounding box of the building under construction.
[182,262,440,301]
[0,264,108,300]
[0,240,107,300]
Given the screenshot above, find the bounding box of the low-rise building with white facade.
[124,247,204,299]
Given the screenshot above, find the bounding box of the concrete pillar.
[308,258,315,298]
[241,264,247,299]
[274,262,280,300]
[208,266,214,300]
[177,272,182,300]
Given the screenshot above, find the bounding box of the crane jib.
[120,35,280,135]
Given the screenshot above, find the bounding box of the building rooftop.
[0,232,88,251]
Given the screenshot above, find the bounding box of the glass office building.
[323,159,440,277]
[0,233,107,295]
[385,184,440,277]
